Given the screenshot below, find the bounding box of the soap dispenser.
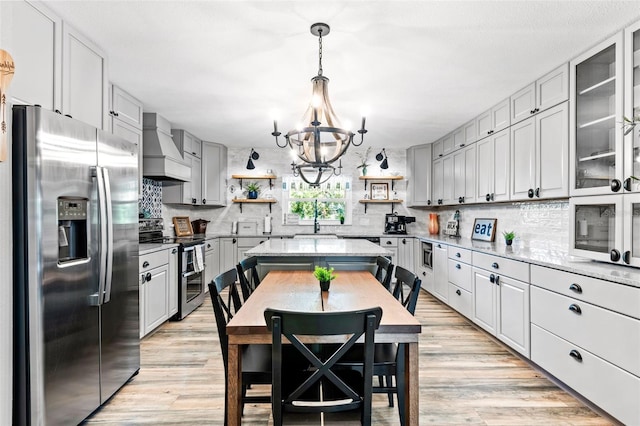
[263,214,272,235]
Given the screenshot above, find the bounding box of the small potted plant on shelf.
[245,182,261,199]
[313,266,337,292]
[503,231,516,246]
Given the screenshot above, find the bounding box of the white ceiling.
[44,1,640,149]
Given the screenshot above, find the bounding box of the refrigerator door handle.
[102,167,114,304]
[89,166,108,306]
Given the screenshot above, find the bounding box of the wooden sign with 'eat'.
[0,50,15,162]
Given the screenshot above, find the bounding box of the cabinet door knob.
[455,263,461,269]
[142,261,149,268]
[569,283,582,294]
[422,271,426,276]
[456,289,461,296]
[530,109,535,114]
[207,244,211,249]
[491,262,499,269]
[192,198,197,204]
[427,200,432,205]
[535,187,540,197]
[455,252,461,257]
[623,251,631,265]
[623,178,632,192]
[386,241,392,245]
[172,248,177,254]
[491,193,495,201]
[489,274,495,283]
[202,199,206,204]
[610,179,622,193]
[495,276,500,286]
[145,272,152,282]
[486,193,491,202]
[460,143,465,147]
[569,349,583,362]
[232,238,237,244]
[610,249,621,262]
[527,188,534,198]
[402,239,407,244]
[568,304,582,315]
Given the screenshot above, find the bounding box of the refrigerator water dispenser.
[58,198,88,262]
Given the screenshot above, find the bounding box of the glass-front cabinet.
[570,33,624,196]
[624,22,640,193]
[570,194,640,266]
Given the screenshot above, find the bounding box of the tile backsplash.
[139,178,163,218]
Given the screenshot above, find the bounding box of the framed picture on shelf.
[471,218,497,242]
[370,183,389,200]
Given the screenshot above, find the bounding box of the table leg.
[228,343,242,425]
[404,342,419,425]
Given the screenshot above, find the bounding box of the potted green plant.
[245,182,260,199]
[338,213,345,225]
[313,266,337,291]
[503,231,516,246]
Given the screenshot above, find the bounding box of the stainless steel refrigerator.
[12,105,140,425]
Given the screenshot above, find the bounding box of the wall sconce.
[246,148,259,170]
[376,149,388,169]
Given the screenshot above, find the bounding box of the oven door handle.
[182,270,201,278]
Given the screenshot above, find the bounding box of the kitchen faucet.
[314,199,320,234]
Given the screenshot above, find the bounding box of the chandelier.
[271,23,367,186]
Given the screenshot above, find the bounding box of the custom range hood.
[142,113,190,182]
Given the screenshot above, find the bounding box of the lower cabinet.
[432,242,448,302]
[380,237,398,265]
[204,238,220,289]
[219,237,238,273]
[472,252,530,357]
[168,247,178,317]
[398,237,414,272]
[139,247,176,338]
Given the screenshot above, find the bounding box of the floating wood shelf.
[232,198,277,213]
[231,174,277,190]
[358,199,403,214]
[358,175,404,190]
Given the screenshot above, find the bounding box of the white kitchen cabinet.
[476,129,510,203]
[453,127,465,152]
[511,63,569,124]
[202,142,228,206]
[511,102,568,201]
[237,237,267,264]
[476,98,510,141]
[380,237,398,266]
[472,252,530,357]
[432,139,444,159]
[219,237,238,273]
[447,246,472,318]
[570,32,624,196]
[463,120,476,146]
[139,249,170,338]
[62,22,108,130]
[168,247,178,317]
[398,237,414,272]
[570,193,640,267]
[204,238,220,289]
[6,1,61,110]
[452,144,476,205]
[624,22,640,193]
[442,132,455,156]
[432,242,448,302]
[415,239,433,293]
[432,157,444,206]
[441,154,455,205]
[406,144,432,207]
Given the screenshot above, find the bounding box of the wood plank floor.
[84,290,611,425]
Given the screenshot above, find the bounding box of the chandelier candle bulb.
[273,120,278,133]
[361,116,366,130]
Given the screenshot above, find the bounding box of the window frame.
[282,176,352,226]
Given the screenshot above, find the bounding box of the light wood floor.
[84,290,612,425]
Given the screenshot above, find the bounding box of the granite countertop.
[244,238,392,257]
[139,242,179,256]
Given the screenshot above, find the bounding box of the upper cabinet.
[570,33,624,196]
[201,141,227,206]
[624,21,640,193]
[62,22,108,130]
[476,99,510,140]
[476,129,510,203]
[432,138,443,159]
[442,132,455,156]
[511,64,569,125]
[406,144,432,207]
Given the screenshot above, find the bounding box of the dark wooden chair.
[236,256,261,301]
[337,266,421,426]
[374,256,394,292]
[209,268,271,425]
[264,307,383,426]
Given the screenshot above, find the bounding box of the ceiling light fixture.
[376,148,389,170]
[271,22,367,186]
[246,148,259,170]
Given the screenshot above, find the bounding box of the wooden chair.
[236,256,261,301]
[337,266,421,426]
[374,256,394,292]
[209,268,271,425]
[264,307,383,426]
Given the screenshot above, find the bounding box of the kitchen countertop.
[244,238,391,257]
[139,242,179,256]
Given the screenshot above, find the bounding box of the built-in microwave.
[422,241,433,269]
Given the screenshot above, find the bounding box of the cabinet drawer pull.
[568,304,582,315]
[569,283,582,293]
[386,241,392,245]
[624,178,632,192]
[623,251,631,265]
[455,263,461,269]
[144,272,152,282]
[569,349,583,362]
[455,252,461,258]
[456,289,461,296]
[491,262,499,269]
[171,248,177,254]
[489,274,495,283]
[422,271,426,276]
[142,261,149,268]
[610,249,621,262]
[610,179,622,193]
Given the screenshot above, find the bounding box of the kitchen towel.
[193,246,204,273]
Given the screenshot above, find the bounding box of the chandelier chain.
[318,29,323,76]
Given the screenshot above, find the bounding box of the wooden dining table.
[225,270,422,425]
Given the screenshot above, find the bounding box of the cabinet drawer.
[531,286,640,377]
[140,249,169,271]
[448,283,472,318]
[531,265,640,319]
[238,237,267,248]
[448,259,472,292]
[531,324,640,425]
[380,237,398,247]
[205,239,217,252]
[447,246,472,263]
[472,251,529,282]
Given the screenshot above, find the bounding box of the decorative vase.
[428,213,439,235]
[339,216,345,224]
[247,190,258,199]
[319,280,330,291]
[361,166,367,176]
[505,239,513,246]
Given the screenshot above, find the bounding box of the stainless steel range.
[139,219,206,320]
